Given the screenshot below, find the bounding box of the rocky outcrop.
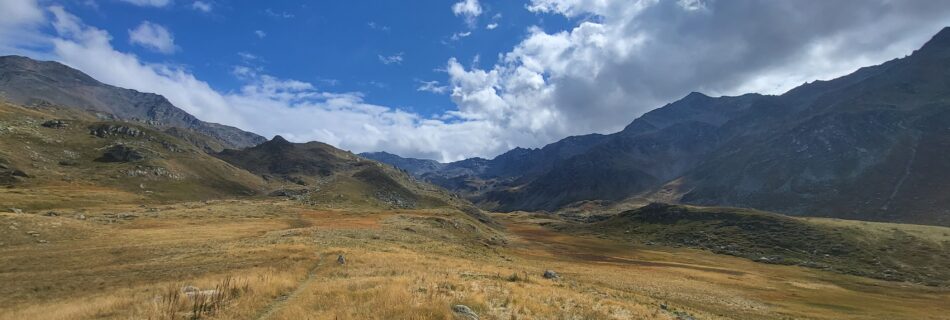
[41,120,68,128]
[96,144,145,163]
[89,124,145,138]
[0,159,28,185]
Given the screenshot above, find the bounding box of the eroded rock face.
[96,144,145,163]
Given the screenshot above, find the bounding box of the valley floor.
[1,188,948,319]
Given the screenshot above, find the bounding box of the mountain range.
[4,28,950,227]
[364,27,950,227]
[0,56,485,221]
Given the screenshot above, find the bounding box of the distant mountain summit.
[359,151,444,176]
[0,55,265,151]
[369,27,950,226]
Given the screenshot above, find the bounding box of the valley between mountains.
[1,28,950,320]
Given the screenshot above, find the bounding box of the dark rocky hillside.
[368,27,950,226]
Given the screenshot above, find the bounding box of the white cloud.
[417,80,448,94]
[367,22,390,32]
[378,53,403,65]
[128,21,177,54]
[191,1,212,12]
[254,30,266,38]
[450,31,472,41]
[486,23,498,30]
[0,0,48,56]
[265,8,294,19]
[0,0,44,27]
[452,0,482,28]
[118,0,171,7]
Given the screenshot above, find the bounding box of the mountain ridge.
[367,27,950,226]
[0,55,266,151]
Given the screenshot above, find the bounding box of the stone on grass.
[452,304,479,320]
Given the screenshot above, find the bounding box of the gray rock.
[96,144,145,163]
[41,120,68,128]
[9,208,23,214]
[89,124,144,138]
[181,285,200,293]
[452,305,479,320]
[543,270,559,279]
[337,254,346,265]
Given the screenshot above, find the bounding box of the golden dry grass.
[1,194,949,320]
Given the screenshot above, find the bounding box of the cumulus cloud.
[452,0,482,28]
[119,0,171,7]
[254,30,266,38]
[128,21,177,54]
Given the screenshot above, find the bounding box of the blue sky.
[2,0,949,161]
[66,0,571,117]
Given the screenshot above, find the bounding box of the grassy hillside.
[214,136,495,225]
[0,100,267,207]
[579,203,950,286]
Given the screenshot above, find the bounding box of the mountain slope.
[0,100,266,205]
[674,28,950,225]
[576,203,950,285]
[0,55,265,151]
[368,27,950,226]
[359,151,444,176]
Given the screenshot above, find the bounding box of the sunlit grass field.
[2,188,949,319]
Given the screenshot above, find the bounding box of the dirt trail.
[254,255,325,320]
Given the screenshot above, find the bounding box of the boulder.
[41,120,69,128]
[0,166,29,185]
[337,254,346,265]
[96,145,145,163]
[452,305,479,320]
[543,270,560,279]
